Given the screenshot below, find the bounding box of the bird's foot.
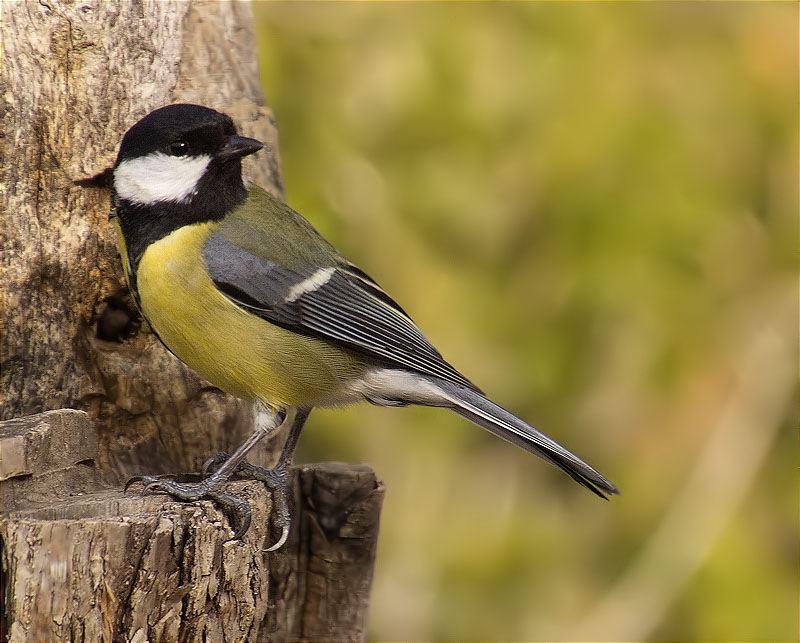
[124,474,252,540]
[202,453,292,551]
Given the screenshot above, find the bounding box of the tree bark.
[1,0,282,480]
[1,3,383,641]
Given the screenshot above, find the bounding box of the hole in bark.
[95,295,139,342]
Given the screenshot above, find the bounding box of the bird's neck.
[113,176,248,277]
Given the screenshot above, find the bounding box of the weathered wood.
[267,464,384,642]
[0,409,102,512]
[2,464,384,643]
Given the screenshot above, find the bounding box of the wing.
[203,231,479,391]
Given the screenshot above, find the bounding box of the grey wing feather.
[203,232,478,390]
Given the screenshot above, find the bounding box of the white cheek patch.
[114,152,211,205]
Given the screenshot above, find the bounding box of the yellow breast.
[133,222,366,407]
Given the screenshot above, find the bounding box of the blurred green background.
[252,3,798,641]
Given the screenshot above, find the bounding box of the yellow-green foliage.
[253,3,797,640]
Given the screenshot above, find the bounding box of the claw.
[206,490,252,540]
[202,451,230,477]
[230,514,253,541]
[123,475,146,492]
[264,523,290,552]
[124,474,171,492]
[213,460,293,550]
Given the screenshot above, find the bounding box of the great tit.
[109,104,618,548]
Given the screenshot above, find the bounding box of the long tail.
[435,380,619,498]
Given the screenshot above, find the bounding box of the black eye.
[169,140,189,156]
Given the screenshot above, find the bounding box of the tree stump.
[1,411,384,643]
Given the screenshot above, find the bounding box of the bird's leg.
[125,403,288,540]
[201,407,311,550]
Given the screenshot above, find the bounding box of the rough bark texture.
[1,3,383,641]
[1,411,384,643]
[1,0,283,480]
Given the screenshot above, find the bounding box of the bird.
[105,103,618,549]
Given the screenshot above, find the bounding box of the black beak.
[218,135,264,161]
